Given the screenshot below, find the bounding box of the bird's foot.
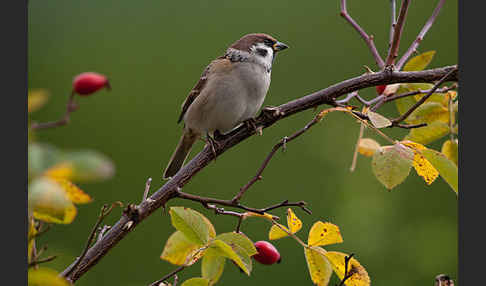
[206,133,220,159]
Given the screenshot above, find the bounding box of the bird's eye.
[263,39,274,47]
[256,48,268,57]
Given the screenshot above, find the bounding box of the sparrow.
[163,33,289,179]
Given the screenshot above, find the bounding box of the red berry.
[376,85,386,95]
[253,241,281,265]
[73,72,110,96]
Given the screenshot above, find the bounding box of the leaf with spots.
[308,221,343,247]
[304,246,333,286]
[402,141,439,185]
[49,177,93,204]
[268,208,302,240]
[324,251,370,286]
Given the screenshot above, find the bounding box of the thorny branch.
[59,65,458,283]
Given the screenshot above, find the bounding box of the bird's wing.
[177,56,232,123]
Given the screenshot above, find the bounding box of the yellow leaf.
[304,247,333,286]
[324,251,370,286]
[269,223,290,240]
[403,51,436,71]
[358,138,381,157]
[161,231,204,266]
[441,139,458,166]
[28,89,50,113]
[286,208,302,234]
[49,177,93,204]
[28,267,70,286]
[243,211,279,221]
[406,103,450,124]
[29,177,77,224]
[402,141,439,185]
[404,121,449,145]
[44,163,74,181]
[308,221,343,247]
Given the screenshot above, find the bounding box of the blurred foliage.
[28,0,457,285]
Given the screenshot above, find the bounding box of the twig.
[30,91,78,130]
[28,255,57,267]
[384,85,456,103]
[396,0,446,70]
[142,177,153,202]
[392,68,457,124]
[177,190,310,215]
[61,66,458,283]
[97,225,111,242]
[387,0,397,56]
[350,121,365,172]
[173,274,179,286]
[385,0,411,66]
[337,253,355,286]
[336,92,385,107]
[340,0,385,68]
[149,266,185,286]
[61,202,121,279]
[233,114,323,203]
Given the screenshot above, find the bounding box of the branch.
[392,67,457,124]
[30,92,79,130]
[149,266,185,286]
[340,0,385,68]
[383,84,456,104]
[387,0,397,56]
[396,0,446,70]
[385,0,411,66]
[28,255,57,268]
[60,65,458,283]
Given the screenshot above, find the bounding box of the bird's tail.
[163,131,198,179]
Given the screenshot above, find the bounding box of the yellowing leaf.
[442,139,458,166]
[28,177,77,224]
[421,148,458,194]
[308,221,343,247]
[28,89,50,113]
[209,239,252,275]
[286,208,302,234]
[216,232,258,257]
[358,138,381,157]
[371,144,414,190]
[63,150,115,182]
[202,248,226,284]
[28,143,63,178]
[169,207,214,246]
[402,141,439,185]
[404,121,449,145]
[403,51,436,71]
[180,277,210,286]
[161,231,204,266]
[406,102,449,124]
[49,177,92,204]
[367,111,392,128]
[28,267,70,286]
[44,163,74,181]
[243,211,279,221]
[269,223,290,240]
[28,217,37,263]
[304,247,333,286]
[324,251,370,286]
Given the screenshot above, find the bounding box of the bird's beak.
[273,41,289,52]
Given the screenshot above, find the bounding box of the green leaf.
[180,277,210,286]
[216,232,258,256]
[161,231,203,266]
[62,150,115,182]
[169,207,213,246]
[395,85,418,117]
[28,177,77,224]
[202,248,226,284]
[421,148,458,194]
[406,102,449,124]
[371,144,414,190]
[209,239,252,275]
[403,51,436,71]
[404,121,449,145]
[28,267,70,286]
[304,247,333,286]
[367,111,392,128]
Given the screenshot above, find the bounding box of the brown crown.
[229,33,277,52]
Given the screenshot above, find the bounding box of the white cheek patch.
[250,43,274,71]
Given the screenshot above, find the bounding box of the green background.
[28,0,458,285]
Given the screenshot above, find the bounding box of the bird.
[163,33,289,179]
